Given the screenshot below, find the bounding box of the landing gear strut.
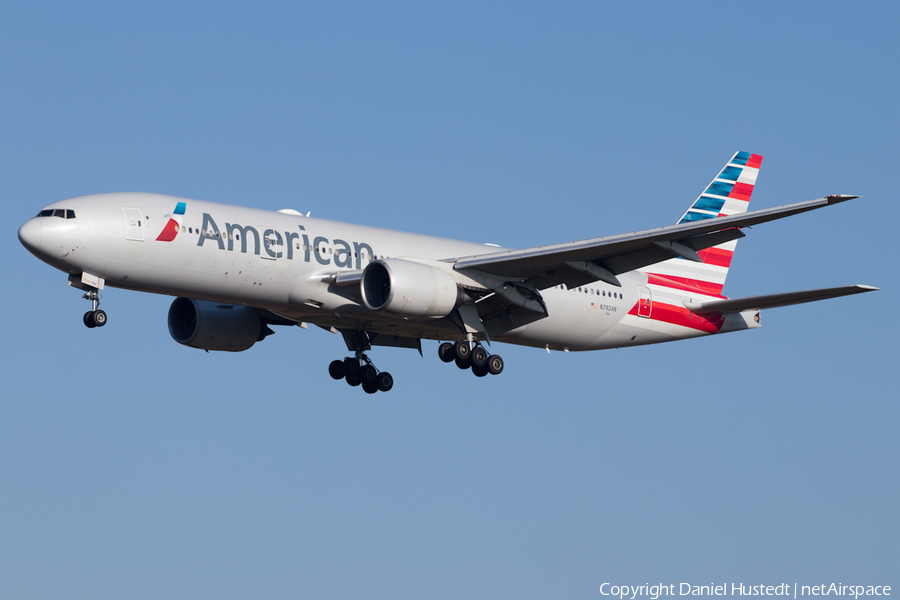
[329,357,393,393]
[438,341,504,377]
[328,332,393,393]
[82,289,107,328]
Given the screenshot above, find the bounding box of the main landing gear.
[328,355,394,394]
[82,289,107,328]
[329,330,394,394]
[438,341,504,377]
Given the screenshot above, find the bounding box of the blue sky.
[1,2,897,598]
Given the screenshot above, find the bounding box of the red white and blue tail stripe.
[641,151,762,297]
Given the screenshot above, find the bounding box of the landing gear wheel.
[343,357,361,377]
[471,346,489,369]
[453,341,471,362]
[329,360,346,380]
[81,290,103,328]
[472,363,489,377]
[362,380,379,394]
[91,310,107,327]
[360,364,378,384]
[487,354,504,375]
[376,372,393,392]
[345,373,361,387]
[455,356,471,370]
[438,342,455,363]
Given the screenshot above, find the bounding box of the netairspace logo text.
[600,584,891,600]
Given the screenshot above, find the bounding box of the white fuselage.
[19,193,756,352]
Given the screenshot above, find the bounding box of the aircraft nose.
[18,218,43,253]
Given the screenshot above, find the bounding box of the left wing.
[452,195,859,290]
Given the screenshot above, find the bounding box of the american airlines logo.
[194,212,375,270]
[155,201,187,242]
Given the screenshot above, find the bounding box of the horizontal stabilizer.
[683,285,878,315]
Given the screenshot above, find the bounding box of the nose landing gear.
[438,341,503,378]
[82,289,107,328]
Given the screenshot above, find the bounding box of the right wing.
[452,195,860,291]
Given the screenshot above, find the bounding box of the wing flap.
[683,284,878,315]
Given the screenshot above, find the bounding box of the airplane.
[18,151,877,393]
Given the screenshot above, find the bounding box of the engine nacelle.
[360,259,465,317]
[168,297,264,352]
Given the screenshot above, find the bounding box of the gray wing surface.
[452,195,859,290]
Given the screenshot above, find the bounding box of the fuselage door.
[260,227,283,260]
[637,286,652,318]
[123,208,144,241]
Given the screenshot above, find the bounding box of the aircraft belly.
[498,289,621,350]
[82,231,298,310]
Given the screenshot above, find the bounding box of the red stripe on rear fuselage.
[646,274,726,297]
[697,247,733,268]
[628,301,724,333]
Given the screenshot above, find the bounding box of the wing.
[452,195,860,291]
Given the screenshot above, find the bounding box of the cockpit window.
[35,208,75,218]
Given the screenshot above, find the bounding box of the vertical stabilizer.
[641,151,763,297]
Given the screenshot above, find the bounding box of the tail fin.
[642,151,763,297]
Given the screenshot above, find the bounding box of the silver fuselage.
[19,192,755,352]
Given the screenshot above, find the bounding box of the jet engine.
[168,297,267,352]
[360,259,466,317]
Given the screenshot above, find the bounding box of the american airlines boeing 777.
[18,152,876,393]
